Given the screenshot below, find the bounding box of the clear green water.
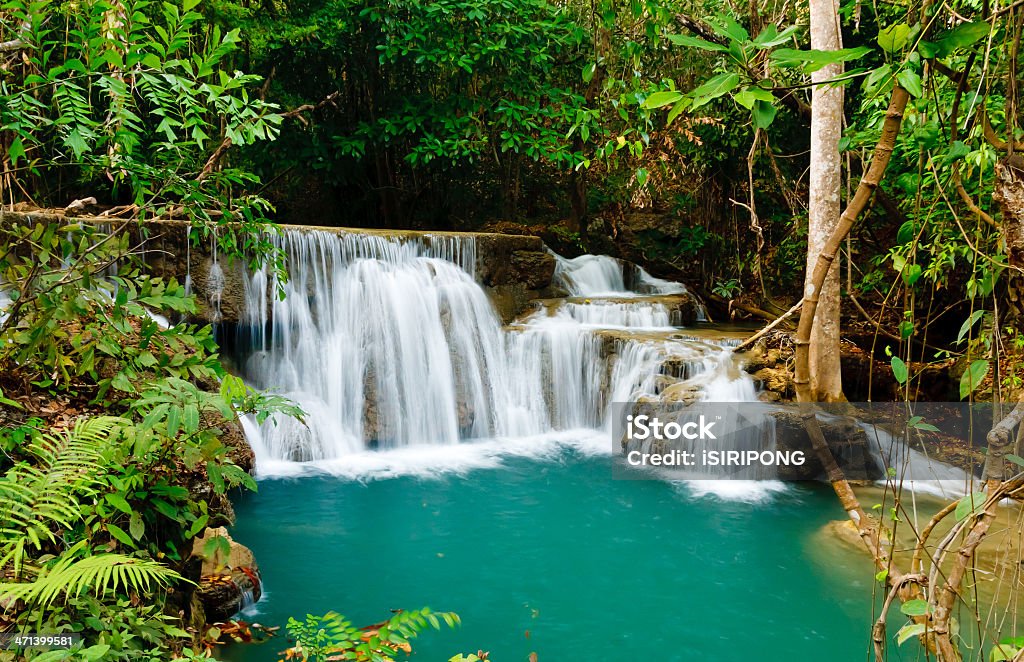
[226,448,885,661]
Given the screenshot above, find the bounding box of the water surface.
[227,449,886,661]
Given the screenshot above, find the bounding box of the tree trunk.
[806,0,845,401]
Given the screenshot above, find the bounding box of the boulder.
[191,527,262,623]
[769,410,880,481]
[750,367,793,398]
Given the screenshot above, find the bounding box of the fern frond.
[0,415,128,574]
[0,551,186,607]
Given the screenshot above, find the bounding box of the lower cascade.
[237,229,749,470]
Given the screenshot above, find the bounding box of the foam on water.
[676,480,790,504]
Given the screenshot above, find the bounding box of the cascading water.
[552,254,627,296]
[552,253,693,297]
[240,231,510,458]
[555,300,673,328]
[238,229,748,474]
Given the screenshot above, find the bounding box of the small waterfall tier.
[238,229,746,466]
[552,253,688,296]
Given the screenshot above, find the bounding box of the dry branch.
[734,301,801,352]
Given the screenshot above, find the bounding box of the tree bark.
[796,86,910,403]
[806,0,845,401]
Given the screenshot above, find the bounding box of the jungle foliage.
[2,0,1024,658]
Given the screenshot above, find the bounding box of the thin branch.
[735,300,801,352]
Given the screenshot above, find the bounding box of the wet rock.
[486,283,538,324]
[473,234,552,287]
[210,411,255,474]
[769,410,880,481]
[192,527,262,623]
[506,251,556,290]
[739,347,785,373]
[11,214,556,326]
[660,382,703,406]
[751,367,793,398]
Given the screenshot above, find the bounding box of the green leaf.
[690,72,741,109]
[733,87,774,109]
[188,513,210,538]
[944,140,971,164]
[935,21,989,55]
[959,359,989,399]
[896,69,923,97]
[65,129,89,159]
[917,40,939,58]
[107,523,135,547]
[990,644,1022,662]
[1005,454,1024,467]
[908,415,940,432]
[582,62,597,83]
[81,645,111,662]
[896,622,926,646]
[643,91,684,109]
[111,372,135,394]
[771,46,871,72]
[666,34,729,53]
[863,63,894,94]
[900,599,930,616]
[207,461,224,493]
[8,136,26,165]
[955,491,988,521]
[751,99,778,129]
[666,98,690,125]
[167,405,182,438]
[153,498,184,522]
[902,263,922,286]
[129,511,145,541]
[183,404,200,434]
[897,220,919,244]
[635,168,649,187]
[878,24,912,54]
[105,493,133,515]
[707,14,749,43]
[891,356,909,384]
[957,310,985,342]
[899,320,915,339]
[752,24,800,49]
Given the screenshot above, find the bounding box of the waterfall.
[633,266,686,295]
[552,253,696,299]
[856,421,972,499]
[239,229,743,470]
[556,301,673,328]
[552,254,627,296]
[241,230,506,458]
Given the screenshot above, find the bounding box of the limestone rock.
[192,528,262,623]
[751,368,793,398]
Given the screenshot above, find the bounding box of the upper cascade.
[552,253,688,297]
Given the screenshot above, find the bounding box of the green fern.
[0,416,186,607]
[0,416,126,574]
[0,542,185,607]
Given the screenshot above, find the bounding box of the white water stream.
[237,231,754,482]
[230,228,968,503]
